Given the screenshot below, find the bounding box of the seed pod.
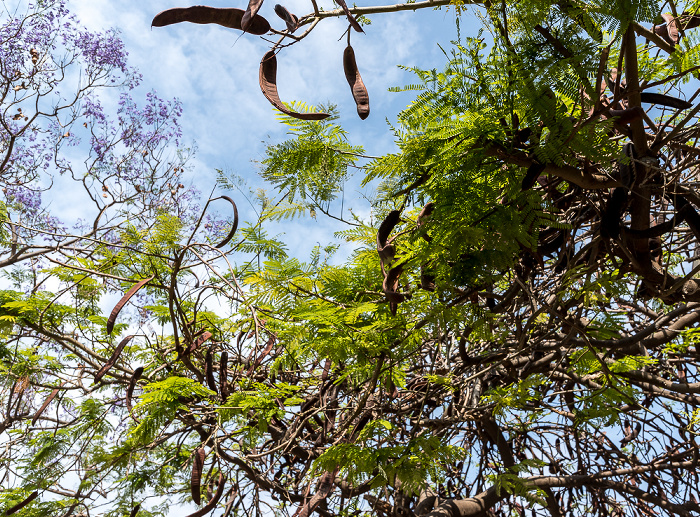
[376,210,401,271]
[107,276,154,335]
[6,491,38,515]
[215,196,239,249]
[334,0,363,33]
[32,385,62,425]
[639,92,692,110]
[191,448,206,505]
[126,366,144,413]
[219,351,229,399]
[661,13,679,44]
[187,331,212,355]
[129,504,141,517]
[205,349,218,394]
[242,0,264,32]
[259,51,330,121]
[274,4,298,32]
[94,335,135,383]
[383,265,405,315]
[152,6,270,35]
[343,45,369,120]
[186,473,226,517]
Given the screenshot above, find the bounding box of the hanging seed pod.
[219,351,229,399]
[187,331,212,355]
[343,45,369,120]
[126,366,144,413]
[129,504,141,517]
[107,276,154,335]
[185,473,226,517]
[242,0,264,32]
[5,491,38,515]
[214,196,239,249]
[94,335,135,383]
[274,4,298,32]
[608,106,644,124]
[639,92,692,110]
[191,448,206,505]
[259,51,330,121]
[31,385,62,425]
[661,13,679,44]
[205,349,217,394]
[376,210,401,271]
[334,0,363,33]
[152,6,270,35]
[383,265,405,315]
[297,470,338,517]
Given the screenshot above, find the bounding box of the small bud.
[83,122,87,128]
[171,189,177,195]
[178,183,184,189]
[63,132,70,138]
[102,193,108,198]
[102,185,108,192]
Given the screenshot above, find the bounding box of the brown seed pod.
[661,13,679,44]
[187,331,213,355]
[5,491,38,515]
[376,210,401,272]
[343,45,369,120]
[126,366,144,413]
[259,51,330,121]
[205,349,218,394]
[191,448,206,505]
[297,470,338,517]
[383,265,405,315]
[94,335,135,383]
[152,6,270,35]
[242,0,264,32]
[274,4,298,32]
[608,106,644,124]
[219,351,229,399]
[107,276,154,335]
[639,92,692,110]
[214,196,239,249]
[129,504,141,517]
[186,473,226,517]
[31,385,62,425]
[334,0,363,33]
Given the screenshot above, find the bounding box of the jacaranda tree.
[4,0,700,516]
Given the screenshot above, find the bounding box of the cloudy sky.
[61,0,477,259]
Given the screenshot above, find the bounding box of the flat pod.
[185,473,226,517]
[219,351,229,399]
[639,92,692,110]
[376,210,401,270]
[274,4,298,32]
[31,384,63,425]
[191,447,206,505]
[5,492,38,515]
[334,0,363,33]
[259,51,330,121]
[205,349,218,394]
[242,0,264,32]
[343,45,369,120]
[187,331,213,355]
[94,335,135,383]
[126,366,144,413]
[107,276,154,335]
[152,6,270,35]
[214,196,239,249]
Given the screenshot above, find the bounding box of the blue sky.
[66,0,473,259]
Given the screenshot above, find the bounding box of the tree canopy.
[3,0,700,516]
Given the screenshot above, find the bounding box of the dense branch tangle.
[8,1,700,517]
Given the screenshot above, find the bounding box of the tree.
[4,0,700,516]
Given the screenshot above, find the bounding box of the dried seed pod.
[274,4,298,32]
[383,265,405,315]
[126,366,144,413]
[639,92,692,110]
[107,276,154,335]
[259,51,330,121]
[376,210,401,271]
[152,6,270,35]
[187,331,212,355]
[219,351,229,399]
[242,0,264,32]
[661,13,679,44]
[205,349,218,394]
[186,473,226,517]
[94,335,135,383]
[343,45,369,120]
[129,504,141,517]
[6,491,38,515]
[334,0,363,33]
[297,470,338,517]
[608,106,644,124]
[191,448,206,505]
[31,385,62,425]
[214,196,239,249]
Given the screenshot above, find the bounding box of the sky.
[63,0,477,261]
